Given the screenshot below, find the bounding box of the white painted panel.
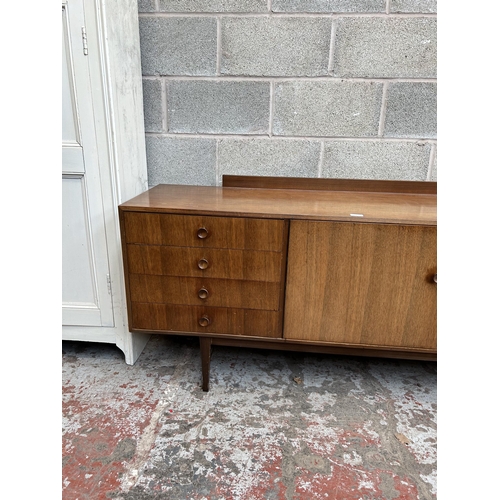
[62,5,79,144]
[62,175,97,306]
[62,0,114,328]
[62,175,104,326]
[62,145,84,174]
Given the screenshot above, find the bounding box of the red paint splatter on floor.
[62,396,159,500]
[295,466,419,499]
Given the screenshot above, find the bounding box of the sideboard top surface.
[119,181,437,226]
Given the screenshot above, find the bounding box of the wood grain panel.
[123,212,284,251]
[122,212,163,245]
[130,303,281,337]
[126,245,283,282]
[210,337,436,360]
[222,175,437,194]
[119,184,436,226]
[128,275,281,310]
[284,221,436,350]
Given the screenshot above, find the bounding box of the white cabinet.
[62,0,150,364]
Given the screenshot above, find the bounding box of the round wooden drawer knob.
[433,274,437,284]
[197,227,209,239]
[197,258,209,270]
[198,315,211,327]
[198,288,209,299]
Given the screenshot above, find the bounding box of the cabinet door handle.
[433,274,437,284]
[198,315,211,327]
[198,288,209,299]
[197,227,209,239]
[197,258,209,270]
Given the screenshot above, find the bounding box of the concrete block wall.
[138,1,437,187]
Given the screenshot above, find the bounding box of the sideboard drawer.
[128,275,281,310]
[123,212,285,252]
[131,302,282,337]
[126,245,283,282]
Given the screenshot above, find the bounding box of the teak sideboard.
[119,176,437,391]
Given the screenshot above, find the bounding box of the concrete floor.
[62,335,437,500]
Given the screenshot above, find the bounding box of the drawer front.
[131,302,281,338]
[129,275,281,310]
[123,212,285,252]
[126,245,283,282]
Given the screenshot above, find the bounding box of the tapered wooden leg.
[200,337,212,392]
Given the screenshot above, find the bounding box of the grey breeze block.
[332,17,437,78]
[391,0,437,13]
[142,79,163,133]
[167,81,270,135]
[137,0,156,12]
[273,81,383,137]
[272,0,385,12]
[218,139,321,182]
[384,82,437,139]
[220,17,332,76]
[158,0,268,12]
[322,141,432,181]
[146,136,217,187]
[139,17,217,76]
